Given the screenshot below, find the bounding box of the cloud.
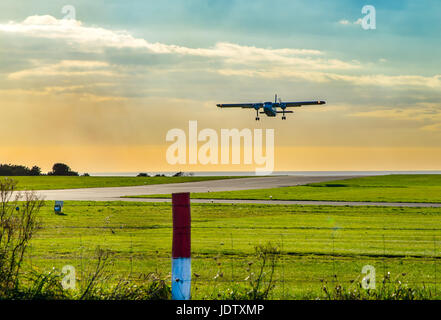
[421,123,441,131]
[2,15,441,95]
[0,15,358,70]
[0,83,127,103]
[329,74,441,89]
[351,103,441,120]
[350,103,441,131]
[338,18,362,26]
[8,60,115,80]
[217,68,441,89]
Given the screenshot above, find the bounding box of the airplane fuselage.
[263,102,276,117]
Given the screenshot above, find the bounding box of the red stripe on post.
[172,192,191,258]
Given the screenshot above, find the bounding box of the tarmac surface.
[31,176,357,201]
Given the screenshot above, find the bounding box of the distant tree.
[48,163,79,176]
[173,172,184,177]
[82,173,90,177]
[0,164,42,176]
[29,166,41,176]
[137,173,150,177]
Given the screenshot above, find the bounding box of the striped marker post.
[171,192,191,300]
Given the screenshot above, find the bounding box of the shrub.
[208,242,280,300]
[0,178,44,296]
[321,272,434,300]
[137,173,149,177]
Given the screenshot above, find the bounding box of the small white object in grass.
[269,195,273,200]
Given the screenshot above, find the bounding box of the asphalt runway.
[26,175,441,207]
[31,176,357,201]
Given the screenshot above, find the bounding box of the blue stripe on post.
[172,257,191,300]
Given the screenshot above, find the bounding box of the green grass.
[130,174,441,203]
[23,200,441,299]
[4,176,242,191]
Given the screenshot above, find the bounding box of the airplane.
[217,94,326,120]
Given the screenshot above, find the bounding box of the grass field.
[5,175,241,191]
[24,200,441,299]
[130,174,441,203]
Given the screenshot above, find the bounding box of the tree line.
[0,163,79,176]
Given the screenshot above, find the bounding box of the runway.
[31,176,358,201]
[26,175,441,207]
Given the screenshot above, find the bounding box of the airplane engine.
[280,103,287,120]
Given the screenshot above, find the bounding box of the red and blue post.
[171,192,191,300]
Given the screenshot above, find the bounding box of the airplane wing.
[217,103,261,109]
[282,101,326,107]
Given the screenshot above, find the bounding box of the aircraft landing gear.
[282,108,286,120]
[255,116,260,121]
[255,108,260,121]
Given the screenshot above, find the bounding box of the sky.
[0,0,441,173]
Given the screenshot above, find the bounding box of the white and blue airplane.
[217,94,326,120]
